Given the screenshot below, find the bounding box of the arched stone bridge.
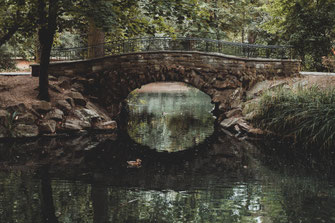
[31,39,301,120]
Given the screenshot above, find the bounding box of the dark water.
[1,83,335,223]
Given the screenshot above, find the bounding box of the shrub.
[322,55,335,72]
[0,47,16,71]
[251,86,335,151]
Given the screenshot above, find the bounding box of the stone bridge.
[31,38,300,120]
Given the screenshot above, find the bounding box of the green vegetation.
[251,86,335,150]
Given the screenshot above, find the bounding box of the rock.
[220,117,240,129]
[248,128,265,135]
[32,101,52,113]
[94,121,117,130]
[66,91,86,106]
[0,126,7,138]
[45,109,64,121]
[6,103,28,114]
[49,84,63,93]
[225,108,242,118]
[63,118,91,131]
[244,111,257,121]
[16,113,37,125]
[86,102,112,122]
[12,124,39,138]
[74,108,101,123]
[65,97,75,107]
[38,120,57,134]
[58,77,71,89]
[49,75,58,81]
[56,100,72,113]
[0,109,9,125]
[236,121,251,132]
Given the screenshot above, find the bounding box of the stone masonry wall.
[31,51,301,120]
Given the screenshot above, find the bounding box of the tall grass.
[251,86,335,150]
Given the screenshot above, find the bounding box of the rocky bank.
[0,76,117,139]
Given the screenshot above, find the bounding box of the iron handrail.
[50,37,294,61]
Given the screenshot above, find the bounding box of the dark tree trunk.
[37,0,59,101]
[88,18,105,59]
[40,165,59,223]
[92,184,109,223]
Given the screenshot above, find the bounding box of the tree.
[263,0,335,71]
[36,0,59,101]
[0,0,37,47]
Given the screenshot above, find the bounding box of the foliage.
[263,0,335,71]
[251,86,335,151]
[0,47,16,71]
[322,50,335,72]
[0,0,38,47]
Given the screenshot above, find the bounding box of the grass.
[250,86,335,151]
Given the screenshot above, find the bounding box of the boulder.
[94,121,117,130]
[49,84,63,93]
[0,109,9,125]
[6,103,28,114]
[74,108,101,122]
[45,109,64,121]
[12,124,39,138]
[62,118,91,131]
[0,126,7,138]
[56,100,72,113]
[38,120,57,134]
[32,101,52,114]
[16,112,37,125]
[66,91,86,106]
[248,128,265,135]
[225,108,242,118]
[86,102,112,122]
[58,77,71,89]
[220,117,240,129]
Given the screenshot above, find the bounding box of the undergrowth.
[251,86,335,151]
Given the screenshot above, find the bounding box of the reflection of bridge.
[49,37,294,61]
[31,37,300,120]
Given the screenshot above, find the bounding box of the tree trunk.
[37,0,58,101]
[40,165,59,223]
[88,18,105,59]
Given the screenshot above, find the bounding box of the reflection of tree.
[92,184,109,223]
[40,165,58,223]
[126,88,215,152]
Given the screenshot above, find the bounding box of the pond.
[1,82,335,223]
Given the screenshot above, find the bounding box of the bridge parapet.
[48,37,294,61]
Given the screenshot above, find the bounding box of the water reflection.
[1,82,335,222]
[126,83,215,152]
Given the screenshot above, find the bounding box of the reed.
[251,86,335,150]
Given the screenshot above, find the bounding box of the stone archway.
[32,51,300,120]
[84,64,244,121]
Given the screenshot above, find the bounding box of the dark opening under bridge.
[31,37,301,119]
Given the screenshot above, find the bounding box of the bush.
[251,86,335,151]
[322,55,335,72]
[0,47,16,71]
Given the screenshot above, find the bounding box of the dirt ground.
[0,75,66,108]
[1,75,335,109]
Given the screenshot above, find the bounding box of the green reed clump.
[251,86,335,150]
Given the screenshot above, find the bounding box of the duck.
[127,159,142,168]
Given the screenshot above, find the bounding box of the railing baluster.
[50,37,294,61]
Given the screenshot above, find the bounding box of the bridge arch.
[31,48,300,120]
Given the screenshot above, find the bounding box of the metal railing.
[50,37,294,61]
